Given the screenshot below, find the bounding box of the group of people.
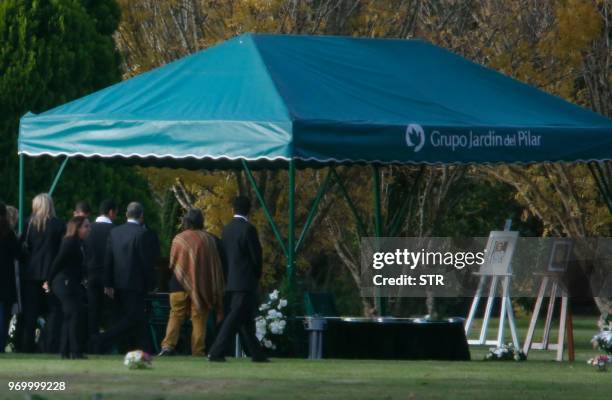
[0,193,268,362]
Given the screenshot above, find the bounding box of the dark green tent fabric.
[18,33,612,166]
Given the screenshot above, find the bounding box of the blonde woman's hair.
[31,193,56,232]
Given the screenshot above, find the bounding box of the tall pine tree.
[0,0,158,225]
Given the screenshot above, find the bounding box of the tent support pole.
[295,168,333,254]
[331,168,368,236]
[241,160,288,258]
[372,165,386,316]
[18,154,25,235]
[49,156,69,196]
[287,159,296,286]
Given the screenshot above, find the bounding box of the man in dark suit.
[95,202,155,352]
[83,199,117,351]
[208,196,267,362]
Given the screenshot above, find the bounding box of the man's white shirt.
[95,215,112,224]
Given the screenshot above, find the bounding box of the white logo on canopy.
[405,124,425,152]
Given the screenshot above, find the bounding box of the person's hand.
[42,281,50,293]
[216,311,224,324]
[104,287,114,299]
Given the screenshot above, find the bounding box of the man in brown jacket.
[159,209,225,356]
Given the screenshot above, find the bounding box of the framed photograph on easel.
[547,239,573,273]
[523,238,575,361]
[465,228,521,349]
[479,231,519,275]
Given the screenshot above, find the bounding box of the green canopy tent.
[18,33,612,314]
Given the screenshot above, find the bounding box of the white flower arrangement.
[591,330,612,354]
[4,315,18,353]
[255,290,288,350]
[484,343,526,361]
[124,350,153,369]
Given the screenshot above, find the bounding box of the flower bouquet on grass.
[124,350,153,369]
[589,330,612,372]
[484,343,526,361]
[255,289,288,350]
[588,355,612,372]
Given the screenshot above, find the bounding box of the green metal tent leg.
[295,168,333,254]
[287,160,296,286]
[48,157,69,196]
[372,165,387,316]
[241,160,288,258]
[18,154,25,235]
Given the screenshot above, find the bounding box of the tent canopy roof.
[18,33,612,167]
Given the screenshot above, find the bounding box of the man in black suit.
[208,196,267,362]
[83,199,117,350]
[95,202,155,352]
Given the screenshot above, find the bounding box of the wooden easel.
[522,273,574,361]
[464,220,521,349]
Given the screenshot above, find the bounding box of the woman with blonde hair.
[19,193,65,353]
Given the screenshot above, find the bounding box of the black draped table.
[306,317,470,361]
[147,293,470,360]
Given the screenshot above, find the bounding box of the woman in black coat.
[0,201,18,352]
[20,193,65,353]
[44,216,91,359]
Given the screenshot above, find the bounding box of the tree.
[357,0,612,320]
[474,0,612,322]
[0,0,157,225]
[113,0,612,319]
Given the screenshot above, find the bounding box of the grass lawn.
[0,316,608,400]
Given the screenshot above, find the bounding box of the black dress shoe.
[61,353,70,360]
[70,353,87,359]
[207,355,226,362]
[252,357,270,363]
[158,348,176,357]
